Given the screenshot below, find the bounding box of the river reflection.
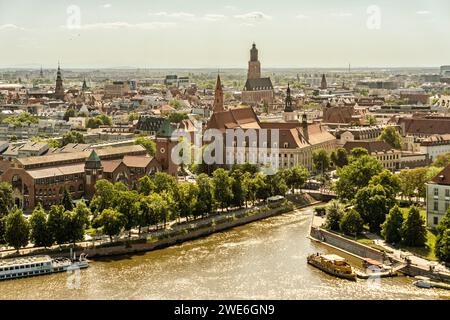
[1,207,449,300]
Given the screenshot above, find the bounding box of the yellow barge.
[307,253,357,281]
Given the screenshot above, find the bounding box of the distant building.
[136,115,166,135]
[320,74,327,90]
[241,43,274,105]
[420,134,450,161]
[54,64,64,101]
[104,81,130,99]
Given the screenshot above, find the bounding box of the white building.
[426,165,450,228]
[420,134,450,161]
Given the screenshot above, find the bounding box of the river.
[0,207,449,300]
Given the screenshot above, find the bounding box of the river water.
[1,207,449,300]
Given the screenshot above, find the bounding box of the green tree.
[230,170,246,208]
[2,112,38,126]
[61,187,74,211]
[63,108,76,121]
[355,184,391,233]
[381,205,404,244]
[369,170,400,204]
[335,155,383,201]
[115,190,140,236]
[254,173,270,201]
[312,149,330,175]
[284,165,309,193]
[340,209,364,236]
[0,182,13,243]
[4,207,30,251]
[401,206,427,247]
[195,174,215,216]
[324,200,345,231]
[29,204,53,247]
[435,229,450,263]
[330,148,348,168]
[168,112,189,123]
[153,172,178,194]
[61,131,85,146]
[94,208,125,242]
[47,205,69,245]
[178,182,199,220]
[433,153,450,167]
[349,147,369,159]
[90,179,116,214]
[128,112,139,122]
[66,201,90,244]
[212,168,233,211]
[134,136,156,156]
[379,126,402,149]
[138,175,155,195]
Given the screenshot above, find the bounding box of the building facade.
[426,165,450,228]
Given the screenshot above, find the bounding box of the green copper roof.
[87,150,101,162]
[157,119,175,138]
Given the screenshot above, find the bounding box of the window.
[434,188,439,196]
[434,201,439,211]
[434,217,439,225]
[446,189,450,197]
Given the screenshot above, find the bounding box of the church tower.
[247,43,261,80]
[213,74,224,113]
[155,120,179,176]
[82,77,88,92]
[283,84,297,122]
[54,63,65,100]
[320,74,327,90]
[84,150,103,199]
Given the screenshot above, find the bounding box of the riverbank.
[309,221,450,283]
[0,197,320,261]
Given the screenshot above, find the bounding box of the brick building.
[0,145,161,212]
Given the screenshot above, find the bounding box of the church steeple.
[54,62,64,100]
[213,74,224,113]
[284,83,294,113]
[247,43,261,80]
[82,77,88,91]
[320,74,327,90]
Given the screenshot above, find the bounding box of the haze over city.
[0,0,449,68]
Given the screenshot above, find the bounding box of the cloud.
[225,5,238,11]
[203,14,227,22]
[234,12,272,21]
[330,12,353,17]
[71,22,176,30]
[101,4,112,8]
[295,14,310,20]
[0,24,25,31]
[416,10,431,15]
[149,12,195,19]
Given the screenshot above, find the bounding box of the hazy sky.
[0,0,449,68]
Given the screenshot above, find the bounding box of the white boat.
[0,253,88,281]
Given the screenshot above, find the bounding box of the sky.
[0,0,449,69]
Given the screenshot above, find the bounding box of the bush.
[324,200,345,231]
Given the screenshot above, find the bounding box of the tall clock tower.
[247,43,261,80]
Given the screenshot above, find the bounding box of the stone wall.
[78,205,294,258]
[310,226,385,261]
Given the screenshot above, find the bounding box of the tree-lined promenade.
[0,164,309,253]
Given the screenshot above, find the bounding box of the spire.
[213,74,224,113]
[284,83,294,113]
[320,74,327,90]
[85,150,102,169]
[250,43,258,62]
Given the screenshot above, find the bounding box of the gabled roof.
[244,78,273,91]
[343,141,395,154]
[431,165,450,185]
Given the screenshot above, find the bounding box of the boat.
[413,276,450,290]
[307,253,357,281]
[0,253,89,281]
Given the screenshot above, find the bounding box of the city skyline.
[0,0,449,68]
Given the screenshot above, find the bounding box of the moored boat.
[413,276,450,290]
[0,253,89,281]
[307,253,357,281]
